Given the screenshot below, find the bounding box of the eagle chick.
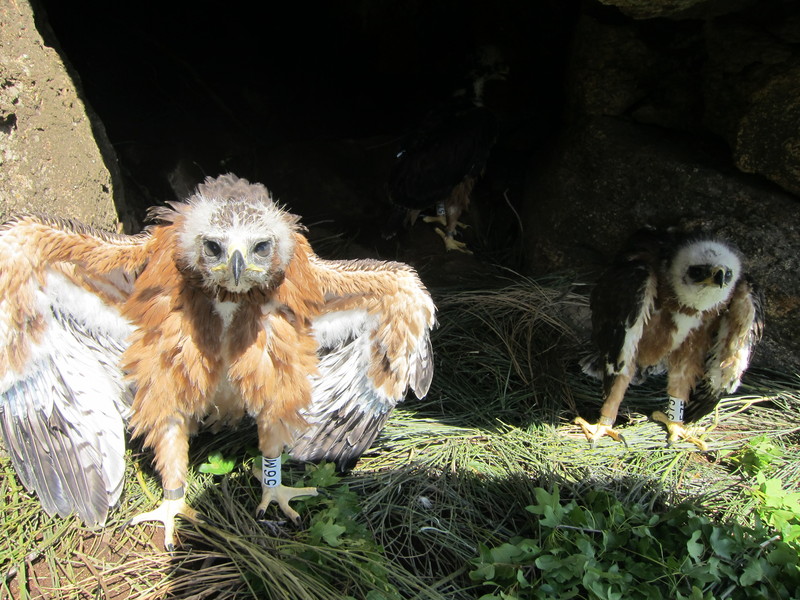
[0,174,436,550]
[578,228,763,449]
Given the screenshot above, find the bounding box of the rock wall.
[0,0,122,230]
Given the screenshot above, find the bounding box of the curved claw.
[256,485,318,524]
[433,227,473,254]
[591,431,628,449]
[651,411,708,451]
[127,497,201,551]
[574,416,627,447]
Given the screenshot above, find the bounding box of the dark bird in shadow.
[384,46,507,254]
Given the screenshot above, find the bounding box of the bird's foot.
[256,484,318,524]
[574,416,627,448]
[422,214,447,227]
[127,496,201,552]
[651,411,708,451]
[433,227,473,254]
[422,215,470,230]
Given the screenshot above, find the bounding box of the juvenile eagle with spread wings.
[578,228,763,449]
[0,174,435,550]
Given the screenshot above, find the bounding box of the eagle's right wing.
[580,258,657,382]
[0,214,151,526]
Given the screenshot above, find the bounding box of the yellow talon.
[251,459,317,524]
[433,228,472,253]
[422,214,447,227]
[651,411,708,451]
[127,496,201,552]
[422,215,470,230]
[574,416,627,447]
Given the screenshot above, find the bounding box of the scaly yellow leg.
[433,227,472,253]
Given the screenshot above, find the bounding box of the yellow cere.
[226,243,248,260]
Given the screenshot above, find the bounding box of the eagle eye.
[724,268,734,285]
[253,240,272,258]
[203,240,222,258]
[686,266,706,282]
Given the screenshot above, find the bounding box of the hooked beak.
[688,264,733,288]
[229,249,246,286]
[708,266,731,288]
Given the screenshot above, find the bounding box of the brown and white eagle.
[0,174,435,550]
[577,228,764,449]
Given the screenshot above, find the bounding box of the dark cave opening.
[35,0,579,235]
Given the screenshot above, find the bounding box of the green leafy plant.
[294,462,403,599]
[729,434,800,550]
[469,486,800,600]
[198,450,237,475]
[751,475,800,549]
[218,461,405,600]
[728,434,784,477]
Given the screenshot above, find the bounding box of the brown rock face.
[0,1,122,230]
[596,0,756,20]
[703,16,800,198]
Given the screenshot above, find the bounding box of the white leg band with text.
[262,455,281,488]
[667,396,685,422]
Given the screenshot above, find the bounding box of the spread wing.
[0,214,151,525]
[285,244,435,470]
[685,275,765,422]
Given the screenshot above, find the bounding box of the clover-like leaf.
[310,518,347,547]
[198,450,236,475]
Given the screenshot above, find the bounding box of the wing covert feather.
[286,244,435,470]
[581,259,656,379]
[0,215,142,525]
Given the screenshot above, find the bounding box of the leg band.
[667,396,685,422]
[163,486,184,500]
[262,455,281,488]
[598,415,615,426]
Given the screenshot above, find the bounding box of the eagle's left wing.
[686,275,765,422]
[282,238,435,470]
